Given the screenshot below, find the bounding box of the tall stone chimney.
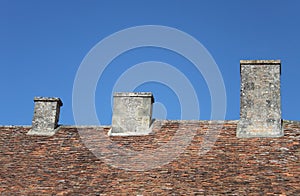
[27,97,63,136]
[110,92,154,136]
[237,60,282,138]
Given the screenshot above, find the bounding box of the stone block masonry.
[111,92,154,135]
[237,60,282,137]
[27,97,63,136]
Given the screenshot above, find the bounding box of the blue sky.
[1,0,300,125]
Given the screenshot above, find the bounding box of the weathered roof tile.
[0,121,299,195]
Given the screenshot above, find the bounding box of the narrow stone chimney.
[27,97,63,136]
[237,60,283,138]
[110,92,154,136]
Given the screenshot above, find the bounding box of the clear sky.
[1,0,300,125]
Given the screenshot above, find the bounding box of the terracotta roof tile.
[0,121,299,195]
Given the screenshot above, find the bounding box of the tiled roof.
[0,120,299,195]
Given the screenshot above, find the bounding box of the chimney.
[110,92,154,136]
[27,97,63,136]
[237,60,283,138]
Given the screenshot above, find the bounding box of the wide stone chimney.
[110,92,154,136]
[27,97,63,136]
[237,60,282,138]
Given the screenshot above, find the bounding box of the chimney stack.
[237,60,282,138]
[27,97,63,136]
[110,92,154,136]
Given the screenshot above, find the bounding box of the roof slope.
[0,121,299,195]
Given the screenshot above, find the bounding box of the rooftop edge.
[113,92,153,97]
[34,97,63,106]
[240,60,281,64]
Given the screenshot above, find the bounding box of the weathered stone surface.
[27,97,63,136]
[237,60,282,137]
[240,60,281,64]
[111,92,154,135]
